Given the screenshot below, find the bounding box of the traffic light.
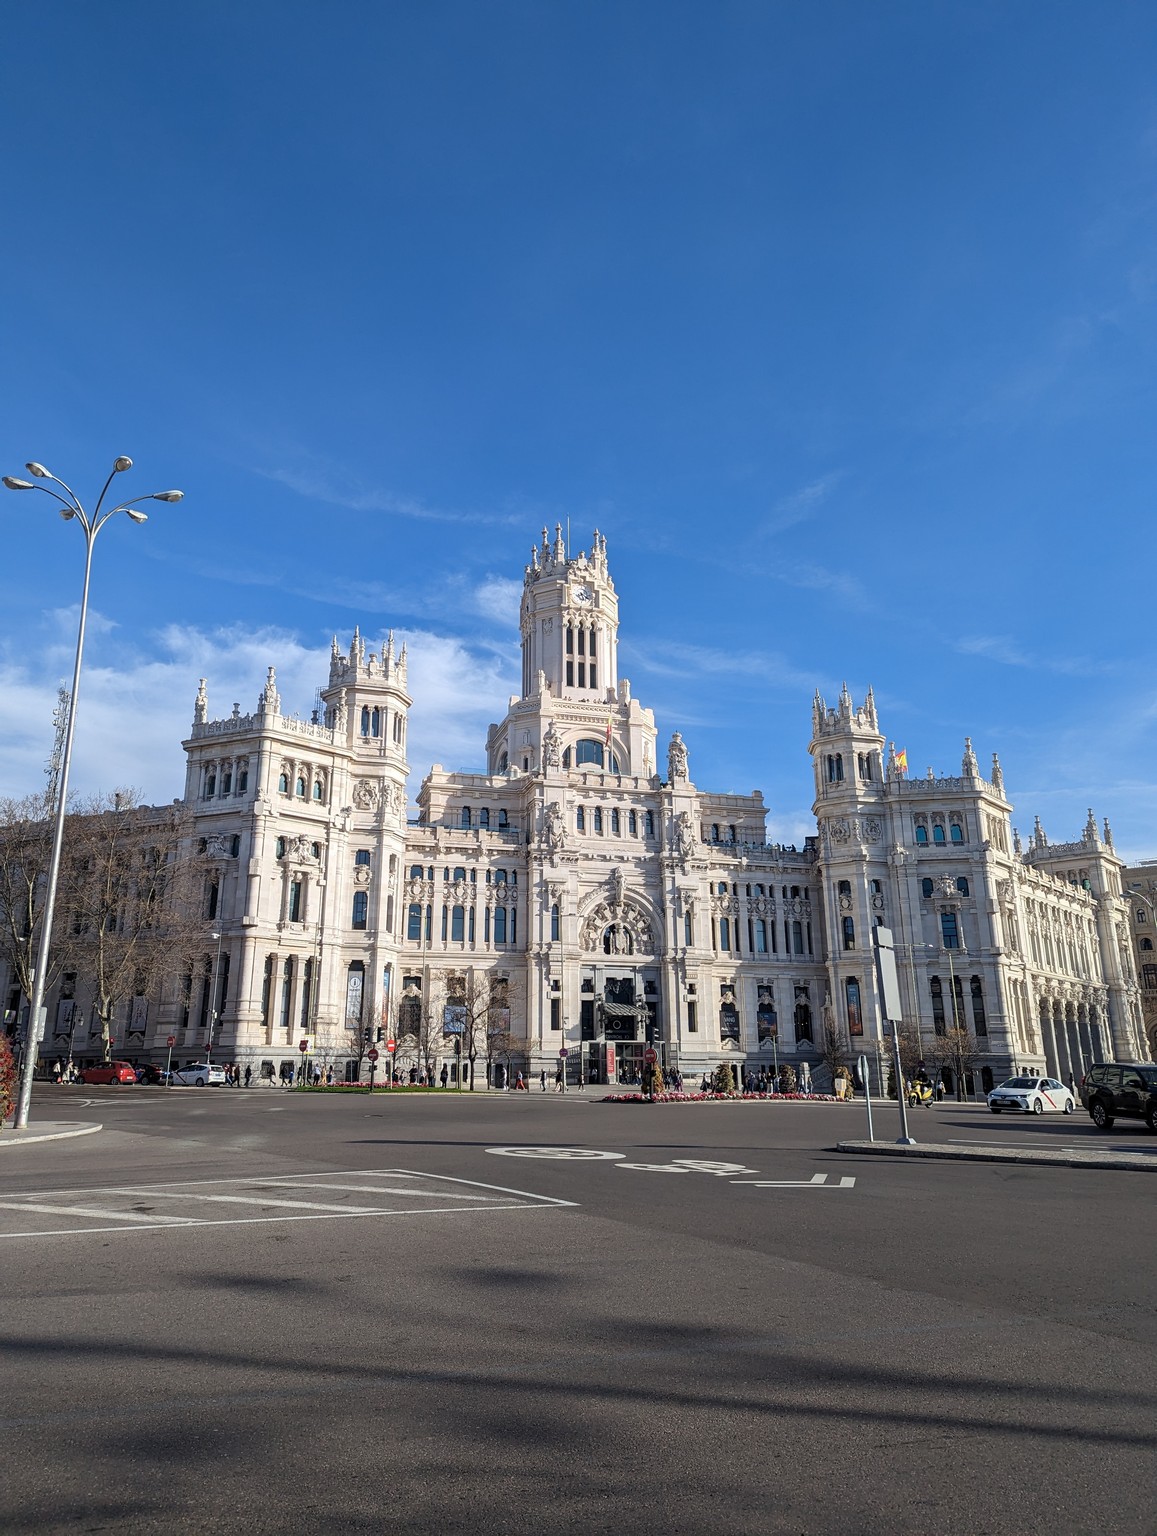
[363,1027,373,1046]
[376,1027,385,1042]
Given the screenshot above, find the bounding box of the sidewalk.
[836,1138,1157,1173]
[0,1120,102,1150]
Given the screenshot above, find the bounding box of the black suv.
[1081,1063,1157,1131]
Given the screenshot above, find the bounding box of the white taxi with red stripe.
[987,1076,1075,1115]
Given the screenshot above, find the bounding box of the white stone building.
[8,527,1150,1087]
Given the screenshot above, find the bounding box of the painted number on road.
[486,1148,854,1189]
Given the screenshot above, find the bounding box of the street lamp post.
[4,458,183,1130]
[206,930,224,1068]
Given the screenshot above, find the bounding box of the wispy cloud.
[258,465,519,527]
[956,634,1111,678]
[762,471,843,535]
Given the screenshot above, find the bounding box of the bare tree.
[444,970,509,1090]
[58,792,208,1062]
[818,1003,851,1090]
[396,976,443,1083]
[927,1026,985,1102]
[0,793,58,1031]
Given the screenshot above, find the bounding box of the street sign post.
[366,1045,379,1092]
[873,926,914,1145]
[165,1035,175,1088]
[644,1047,657,1064]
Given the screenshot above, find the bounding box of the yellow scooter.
[907,1079,935,1108]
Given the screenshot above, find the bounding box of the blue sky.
[4,1,1157,856]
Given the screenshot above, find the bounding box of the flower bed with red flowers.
[600,1090,843,1104]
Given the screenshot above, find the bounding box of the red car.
[79,1060,138,1085]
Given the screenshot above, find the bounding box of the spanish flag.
[605,713,613,746]
[895,748,909,775]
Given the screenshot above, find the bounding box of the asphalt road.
[2,1085,1154,1535]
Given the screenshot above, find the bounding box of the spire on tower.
[962,737,979,779]
[261,666,280,715]
[194,678,208,726]
[1084,807,1098,844]
[991,752,1004,794]
[1104,816,1114,847]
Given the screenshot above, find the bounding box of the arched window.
[921,878,934,898]
[717,882,727,896]
[295,776,306,798]
[352,891,368,930]
[360,706,370,736]
[551,904,560,941]
[230,834,241,857]
[956,877,969,896]
[611,809,620,835]
[915,824,928,844]
[275,837,286,859]
[576,807,585,833]
[461,806,472,828]
[312,779,323,801]
[498,751,508,773]
[932,824,946,844]
[278,771,289,794]
[222,769,232,795]
[1142,937,1154,951]
[498,809,508,829]
[869,879,881,895]
[574,738,621,773]
[842,916,855,950]
[629,810,638,836]
[593,808,603,834]
[479,807,490,829]
[711,824,720,843]
[370,708,381,738]
[407,904,422,941]
[451,905,465,942]
[950,823,963,843]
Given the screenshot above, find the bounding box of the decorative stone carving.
[544,801,566,854]
[675,810,695,862]
[542,723,561,770]
[204,833,229,859]
[667,732,688,781]
[353,779,378,810]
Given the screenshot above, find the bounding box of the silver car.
[987,1075,1075,1115]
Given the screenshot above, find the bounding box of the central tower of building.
[486,526,657,779]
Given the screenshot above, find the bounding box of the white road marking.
[0,1167,578,1241]
[616,1163,690,1172]
[0,1200,196,1224]
[486,1147,624,1160]
[731,1174,856,1189]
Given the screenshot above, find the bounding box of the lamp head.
[126,509,148,524]
[113,456,133,473]
[60,509,77,520]
[3,476,35,490]
[25,462,51,478]
[152,490,184,503]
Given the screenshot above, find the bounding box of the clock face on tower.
[572,585,593,605]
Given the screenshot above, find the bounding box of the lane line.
[0,1202,565,1239]
[0,1200,196,1224]
[106,1189,393,1214]
[254,1180,495,1200]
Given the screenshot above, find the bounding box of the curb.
[835,1138,1157,1173]
[0,1121,103,1150]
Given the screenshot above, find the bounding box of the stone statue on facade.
[542,723,561,770]
[667,732,688,781]
[675,810,695,862]
[544,801,566,854]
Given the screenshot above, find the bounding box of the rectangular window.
[441,904,448,942]
[687,1000,698,1033]
[407,904,421,941]
[288,882,302,923]
[451,905,465,942]
[645,811,654,837]
[593,808,603,834]
[589,665,596,690]
[550,998,560,1031]
[566,660,574,687]
[754,919,767,954]
[494,906,507,944]
[352,890,368,930]
[578,662,585,687]
[580,999,595,1039]
[941,912,960,949]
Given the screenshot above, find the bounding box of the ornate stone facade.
[8,533,1150,1086]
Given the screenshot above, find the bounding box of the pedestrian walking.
[244,1064,252,1087]
[540,1068,547,1091]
